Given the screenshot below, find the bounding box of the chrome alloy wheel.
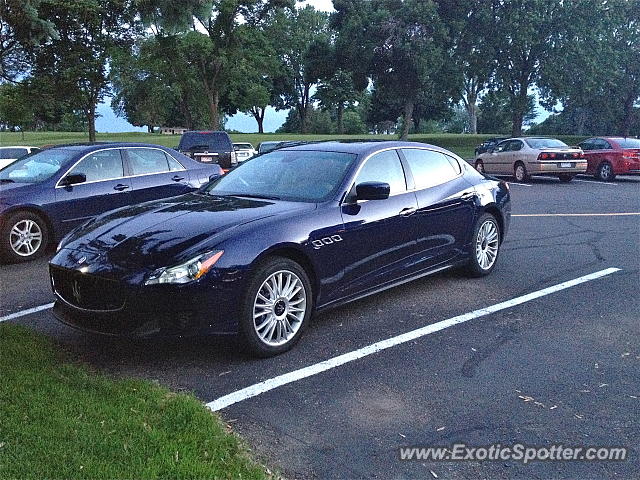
[599,163,612,180]
[253,270,307,346]
[475,220,499,270]
[515,164,526,182]
[10,219,43,257]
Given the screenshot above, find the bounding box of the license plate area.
[559,162,573,168]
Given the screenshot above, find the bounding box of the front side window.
[0,148,77,184]
[593,139,612,150]
[205,150,356,202]
[127,148,171,175]
[579,140,595,151]
[355,150,407,195]
[68,149,124,183]
[494,141,510,153]
[402,149,458,190]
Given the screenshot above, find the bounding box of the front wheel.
[239,257,313,357]
[465,213,501,277]
[0,211,49,263]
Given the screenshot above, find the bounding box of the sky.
[97,0,550,133]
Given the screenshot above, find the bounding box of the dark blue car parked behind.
[0,143,223,262]
[50,141,511,357]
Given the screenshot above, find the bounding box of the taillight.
[538,153,549,160]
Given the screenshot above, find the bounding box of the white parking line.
[507,182,532,187]
[206,267,621,411]
[512,213,640,217]
[574,179,618,186]
[0,302,54,323]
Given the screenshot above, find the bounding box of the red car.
[579,137,640,181]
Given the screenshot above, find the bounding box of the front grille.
[51,266,125,311]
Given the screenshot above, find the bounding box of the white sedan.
[0,146,40,170]
[232,143,257,163]
[474,137,587,183]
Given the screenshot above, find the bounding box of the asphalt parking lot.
[1,174,639,479]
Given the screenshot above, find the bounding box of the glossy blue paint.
[0,143,223,242]
[49,141,511,337]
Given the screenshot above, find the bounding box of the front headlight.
[144,250,224,285]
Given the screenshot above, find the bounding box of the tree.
[271,6,331,133]
[135,0,293,130]
[477,89,537,134]
[30,0,135,141]
[0,83,34,133]
[0,0,56,82]
[314,69,357,134]
[492,0,562,136]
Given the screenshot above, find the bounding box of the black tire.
[596,162,616,182]
[558,174,575,183]
[514,162,529,182]
[475,160,485,173]
[465,213,501,278]
[0,210,49,263]
[238,256,313,357]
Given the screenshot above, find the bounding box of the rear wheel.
[558,174,575,183]
[514,162,529,182]
[466,213,501,277]
[596,162,615,181]
[475,160,485,173]
[0,211,49,263]
[239,257,313,357]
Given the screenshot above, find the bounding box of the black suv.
[177,131,237,170]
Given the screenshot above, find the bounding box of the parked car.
[257,141,284,155]
[50,141,510,356]
[578,137,640,181]
[0,143,223,263]
[474,137,587,182]
[233,142,257,163]
[0,146,41,169]
[177,131,237,170]
[474,137,508,156]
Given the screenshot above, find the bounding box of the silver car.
[474,137,587,183]
[232,142,257,163]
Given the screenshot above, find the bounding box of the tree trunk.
[251,107,266,134]
[208,90,220,130]
[87,105,96,142]
[620,93,635,137]
[400,99,414,140]
[337,103,344,134]
[468,102,478,134]
[576,108,587,136]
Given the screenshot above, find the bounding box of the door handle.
[172,175,185,182]
[399,207,417,217]
[113,184,129,191]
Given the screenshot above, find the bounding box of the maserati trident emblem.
[71,280,82,304]
[77,256,87,264]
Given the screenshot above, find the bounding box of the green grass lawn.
[0,131,588,160]
[0,323,270,479]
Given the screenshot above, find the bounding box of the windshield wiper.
[0,178,15,183]
[229,193,281,200]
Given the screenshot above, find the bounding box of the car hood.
[61,192,315,270]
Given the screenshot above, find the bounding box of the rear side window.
[579,140,595,151]
[355,150,407,194]
[0,148,28,159]
[402,149,459,190]
[166,154,185,171]
[127,148,170,175]
[69,149,124,182]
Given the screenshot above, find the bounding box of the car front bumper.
[49,256,245,337]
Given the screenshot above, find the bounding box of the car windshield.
[0,148,76,184]
[0,148,28,159]
[616,138,640,148]
[204,150,357,202]
[525,138,569,149]
[179,132,230,151]
[234,143,253,150]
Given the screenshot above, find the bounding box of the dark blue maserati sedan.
[0,143,223,262]
[50,141,511,356]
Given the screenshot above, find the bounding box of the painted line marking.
[0,302,54,323]
[574,179,618,186]
[507,182,532,187]
[206,268,621,411]
[512,213,640,217]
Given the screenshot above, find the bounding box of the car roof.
[0,145,36,149]
[278,141,457,157]
[48,142,172,152]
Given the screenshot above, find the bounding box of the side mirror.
[60,172,87,186]
[356,181,390,201]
